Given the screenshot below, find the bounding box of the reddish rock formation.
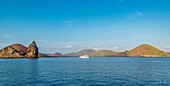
[0,41,39,58]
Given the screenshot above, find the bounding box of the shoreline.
[1,56,170,59]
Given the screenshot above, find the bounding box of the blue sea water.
[0,57,170,86]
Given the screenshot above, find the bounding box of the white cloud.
[125,11,143,19]
[2,34,13,38]
[91,46,119,51]
[112,47,119,50]
[44,41,80,45]
[92,48,100,50]
[65,20,77,23]
[166,46,170,49]
[65,20,79,26]
[136,11,143,16]
[0,42,4,46]
[64,45,74,49]
[38,41,130,53]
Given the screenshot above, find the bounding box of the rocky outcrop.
[25,41,38,58]
[0,41,38,58]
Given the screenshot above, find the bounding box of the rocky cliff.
[0,41,38,58]
[25,41,39,58]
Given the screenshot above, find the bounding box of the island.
[0,41,38,58]
[0,42,170,58]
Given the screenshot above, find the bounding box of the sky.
[0,0,170,54]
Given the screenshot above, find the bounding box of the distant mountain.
[91,50,118,57]
[64,49,128,57]
[64,53,78,57]
[47,52,62,57]
[40,52,62,57]
[76,49,96,56]
[38,53,49,57]
[117,51,128,57]
[0,41,38,58]
[167,52,170,54]
[64,49,96,56]
[166,52,170,57]
[127,44,168,57]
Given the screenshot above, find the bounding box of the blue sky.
[0,0,170,53]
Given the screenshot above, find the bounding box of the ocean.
[0,57,170,86]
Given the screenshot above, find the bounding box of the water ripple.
[1,57,170,86]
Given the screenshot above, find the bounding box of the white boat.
[79,55,89,59]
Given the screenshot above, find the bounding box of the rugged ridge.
[0,41,38,58]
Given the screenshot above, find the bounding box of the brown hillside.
[11,44,28,54]
[0,41,39,58]
[128,44,168,57]
[91,50,118,57]
[76,49,96,56]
